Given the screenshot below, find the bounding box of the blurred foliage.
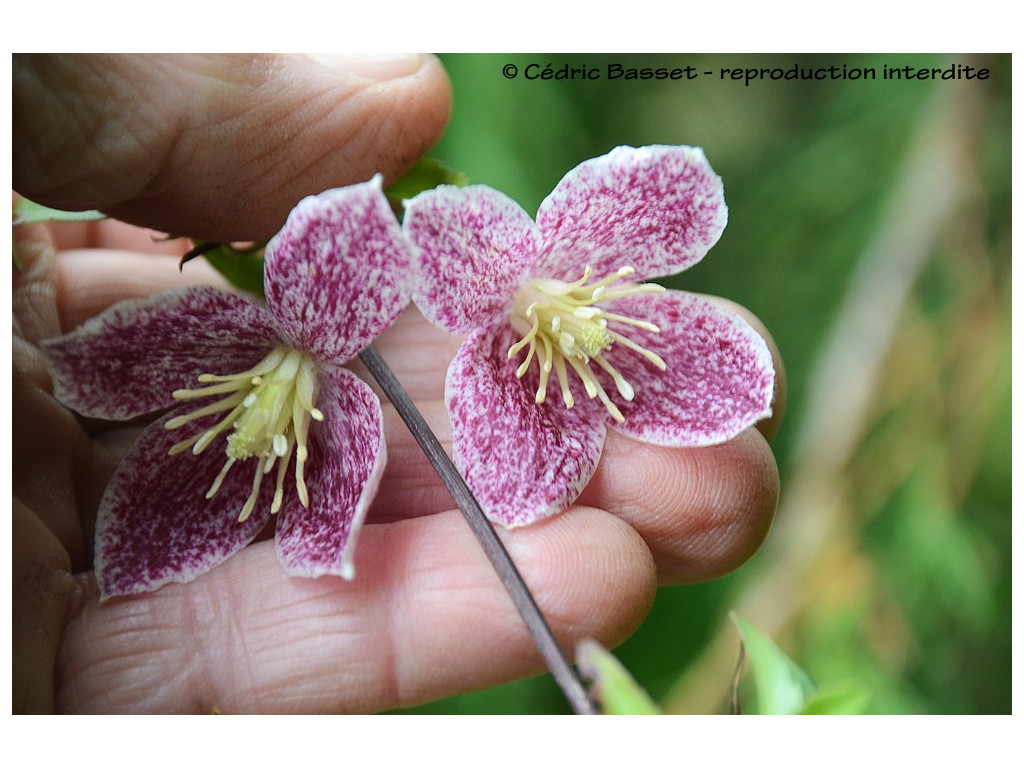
[12,198,106,269]
[12,197,105,224]
[395,53,1010,714]
[576,639,661,715]
[572,615,870,715]
[730,613,870,715]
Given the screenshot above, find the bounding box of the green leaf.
[13,197,106,224]
[384,158,469,218]
[190,242,266,297]
[576,639,661,714]
[731,612,816,714]
[798,682,872,715]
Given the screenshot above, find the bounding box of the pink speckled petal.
[44,286,280,420]
[404,185,543,333]
[95,411,273,598]
[264,177,413,365]
[446,322,607,527]
[275,366,385,580]
[536,145,728,281]
[605,291,775,446]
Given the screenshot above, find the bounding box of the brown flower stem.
[359,344,597,715]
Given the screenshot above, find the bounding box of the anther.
[506,264,666,421]
[164,346,323,521]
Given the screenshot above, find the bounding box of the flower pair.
[45,146,774,598]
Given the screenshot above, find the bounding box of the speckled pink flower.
[45,177,413,597]
[404,145,775,527]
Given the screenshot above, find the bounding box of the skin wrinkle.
[153,54,320,207]
[224,82,339,196]
[57,57,180,206]
[57,579,176,711]
[385,518,547,708]
[379,518,441,711]
[232,601,319,711]
[188,576,259,712]
[12,59,99,194]
[298,579,399,712]
[282,87,368,186]
[201,59,435,239]
[187,576,250,713]
[87,64,161,201]
[214,546,401,713]
[11,240,60,344]
[161,60,292,209]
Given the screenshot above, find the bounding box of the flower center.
[164,346,324,522]
[507,265,667,422]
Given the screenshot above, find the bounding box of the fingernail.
[306,52,423,81]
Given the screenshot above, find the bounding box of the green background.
[397,53,1011,714]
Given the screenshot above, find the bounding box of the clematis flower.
[403,145,775,527]
[44,177,413,597]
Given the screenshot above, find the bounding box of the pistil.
[166,346,324,520]
[507,265,667,422]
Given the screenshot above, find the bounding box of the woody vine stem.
[358,345,597,715]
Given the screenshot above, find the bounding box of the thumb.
[13,53,451,241]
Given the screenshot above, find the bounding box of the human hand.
[13,53,784,713]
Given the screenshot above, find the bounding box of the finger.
[55,506,656,713]
[579,427,779,584]
[12,499,76,714]
[12,364,93,567]
[55,249,229,331]
[14,53,451,241]
[48,217,192,254]
[367,396,778,585]
[13,219,63,346]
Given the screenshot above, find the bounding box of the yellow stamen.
[506,265,665,420]
[165,346,323,520]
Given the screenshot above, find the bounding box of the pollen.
[165,346,324,521]
[507,265,667,422]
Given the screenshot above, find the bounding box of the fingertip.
[582,427,779,584]
[15,53,453,242]
[680,428,779,580]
